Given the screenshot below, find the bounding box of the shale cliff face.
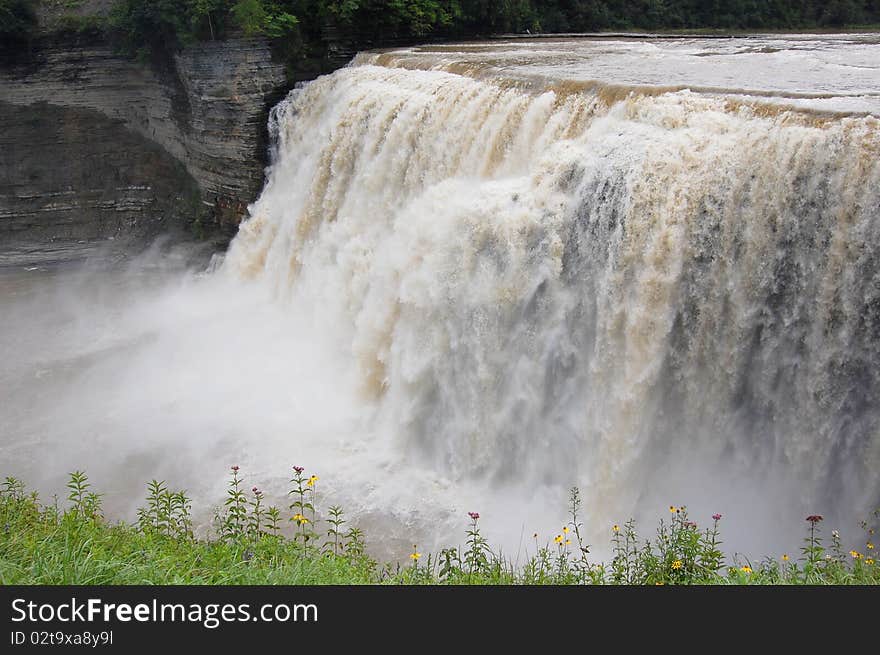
[0,35,290,265]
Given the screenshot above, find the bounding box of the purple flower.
[806,515,823,523]
[712,513,722,521]
[468,512,480,521]
[293,466,304,473]
[231,465,239,472]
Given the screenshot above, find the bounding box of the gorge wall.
[0,31,294,265]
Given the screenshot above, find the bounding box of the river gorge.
[2,34,879,559]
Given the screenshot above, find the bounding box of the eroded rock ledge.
[0,34,291,264]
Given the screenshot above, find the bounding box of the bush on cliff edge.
[0,0,37,41]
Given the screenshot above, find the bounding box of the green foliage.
[606,506,727,584]
[2,471,879,585]
[104,0,880,62]
[464,512,490,577]
[288,466,318,545]
[109,0,300,56]
[0,0,37,40]
[231,0,267,35]
[54,14,107,34]
[65,471,102,522]
[263,9,299,37]
[110,0,193,56]
[324,505,346,555]
[218,465,248,540]
[137,480,193,539]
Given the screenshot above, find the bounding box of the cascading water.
[3,36,879,558]
[225,37,880,549]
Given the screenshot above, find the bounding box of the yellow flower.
[291,513,309,525]
[554,535,563,544]
[410,552,421,561]
[612,524,619,532]
[671,560,682,570]
[669,506,677,514]
[562,526,570,534]
[307,475,319,487]
[781,554,790,561]
[866,558,875,565]
[867,542,875,550]
[740,566,752,573]
[850,550,862,559]
[655,582,664,586]
[564,539,571,546]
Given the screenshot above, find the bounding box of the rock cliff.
[0,31,291,265]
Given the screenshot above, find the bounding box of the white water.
[2,36,879,559]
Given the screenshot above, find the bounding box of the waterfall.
[223,52,880,538]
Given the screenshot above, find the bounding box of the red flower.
[468,512,480,521]
[712,514,722,521]
[806,515,823,523]
[231,465,239,472]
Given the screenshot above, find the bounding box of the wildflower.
[293,466,304,473]
[292,513,309,525]
[532,532,538,539]
[410,551,421,561]
[669,506,677,514]
[850,550,862,560]
[671,560,682,570]
[231,465,239,473]
[554,535,563,544]
[740,566,752,573]
[564,539,571,546]
[806,515,823,523]
[612,524,619,532]
[252,487,259,494]
[468,512,480,520]
[562,526,570,534]
[307,475,319,487]
[712,513,722,521]
[866,558,875,565]
[685,521,697,529]
[782,554,790,561]
[867,542,875,550]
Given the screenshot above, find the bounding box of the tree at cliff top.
[109,0,299,56]
[0,0,37,41]
[107,0,880,57]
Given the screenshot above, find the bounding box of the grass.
[1,469,877,585]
